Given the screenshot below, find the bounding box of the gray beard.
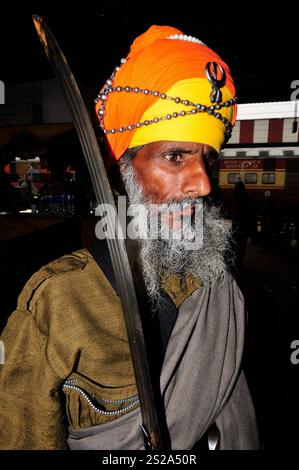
[120,158,233,305]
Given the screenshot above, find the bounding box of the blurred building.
[0,78,94,126]
[211,101,299,211]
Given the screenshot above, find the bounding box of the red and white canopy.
[229,101,299,145]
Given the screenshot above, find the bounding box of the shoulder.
[214,271,239,289]
[210,271,245,307]
[16,247,121,337]
[17,249,102,313]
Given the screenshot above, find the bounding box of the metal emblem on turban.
[205,61,226,104]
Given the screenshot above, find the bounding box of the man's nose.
[181,161,211,197]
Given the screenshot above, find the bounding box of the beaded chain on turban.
[95,26,237,160]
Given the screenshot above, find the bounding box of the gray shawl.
[68,273,259,450]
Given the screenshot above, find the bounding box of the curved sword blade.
[32,14,163,450]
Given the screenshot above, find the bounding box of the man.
[0,25,259,450]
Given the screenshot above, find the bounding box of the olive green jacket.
[0,249,140,449]
[0,249,254,450]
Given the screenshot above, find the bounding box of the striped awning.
[229,118,299,145]
[221,146,299,158]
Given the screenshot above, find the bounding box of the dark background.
[0,0,299,452]
[0,1,298,103]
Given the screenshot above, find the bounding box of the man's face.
[119,141,230,302]
[131,141,215,203]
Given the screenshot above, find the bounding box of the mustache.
[142,195,205,206]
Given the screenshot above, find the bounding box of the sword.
[32,14,163,450]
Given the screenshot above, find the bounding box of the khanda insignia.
[205,61,226,104]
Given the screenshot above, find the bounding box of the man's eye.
[164,153,183,163]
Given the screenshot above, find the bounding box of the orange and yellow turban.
[95,25,237,162]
